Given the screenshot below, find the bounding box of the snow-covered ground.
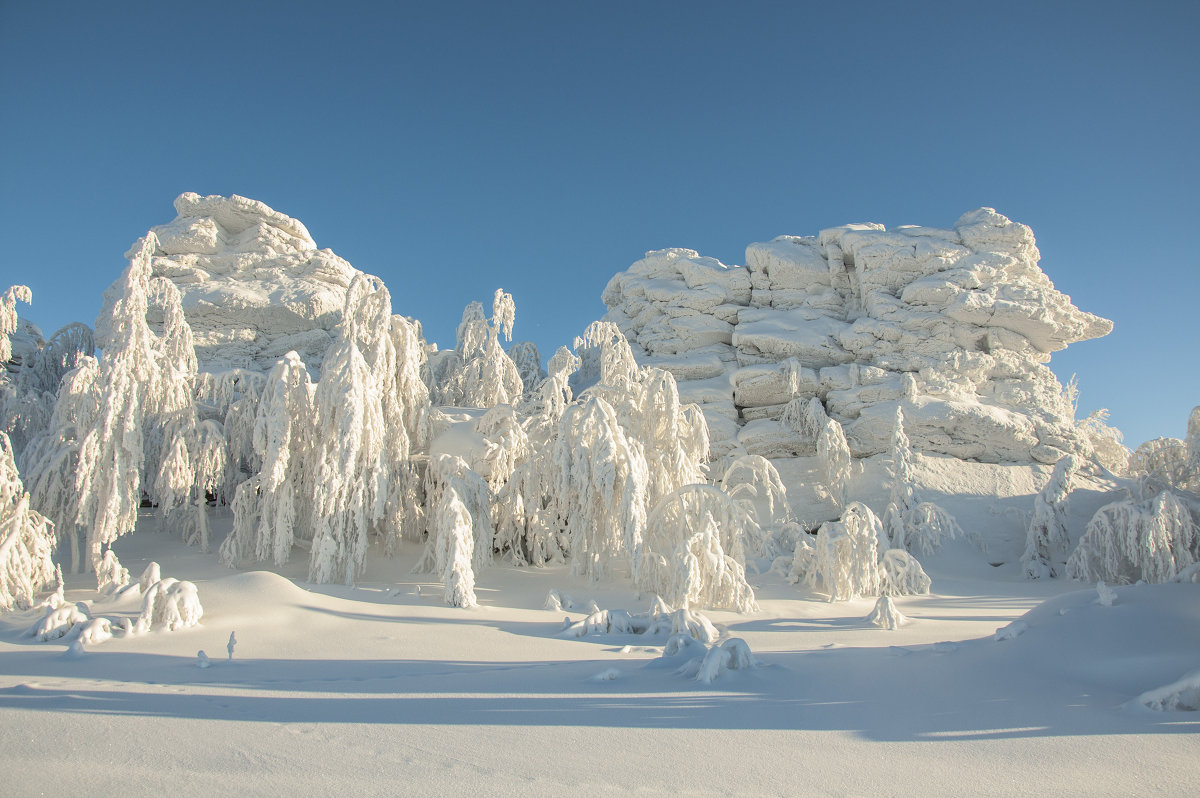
[1,464,1196,797]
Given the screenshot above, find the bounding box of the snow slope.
[0,504,1195,797]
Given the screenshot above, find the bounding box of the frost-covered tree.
[307,275,427,584]
[417,454,493,575]
[474,404,530,493]
[432,485,478,608]
[0,432,56,611]
[1021,455,1079,579]
[219,352,314,567]
[19,356,99,572]
[433,290,524,408]
[881,405,964,555]
[551,395,648,582]
[882,406,917,548]
[0,285,31,366]
[789,502,930,600]
[639,485,758,612]
[1066,491,1198,584]
[808,502,882,601]
[508,340,544,399]
[73,235,161,571]
[782,397,852,508]
[720,455,793,532]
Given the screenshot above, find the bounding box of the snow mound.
[602,210,1112,465]
[97,193,363,373]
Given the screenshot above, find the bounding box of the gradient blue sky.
[2,1,1196,448]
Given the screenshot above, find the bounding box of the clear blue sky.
[2,1,1196,448]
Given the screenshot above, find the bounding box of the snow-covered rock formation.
[98,193,361,373]
[602,209,1112,464]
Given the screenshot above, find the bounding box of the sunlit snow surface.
[1,460,1196,797]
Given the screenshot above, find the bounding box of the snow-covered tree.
[881,405,964,555]
[1021,455,1079,578]
[19,356,99,572]
[1066,490,1198,584]
[219,352,314,567]
[720,455,793,532]
[508,340,544,399]
[307,274,428,584]
[789,502,930,600]
[433,290,524,408]
[882,406,918,548]
[73,234,161,571]
[416,454,493,575]
[474,404,530,493]
[551,395,648,583]
[0,285,31,366]
[809,502,882,601]
[432,485,478,608]
[0,432,56,611]
[639,485,758,612]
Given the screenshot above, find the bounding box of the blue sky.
[1,1,1196,448]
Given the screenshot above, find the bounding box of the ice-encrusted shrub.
[669,637,759,684]
[1138,669,1200,712]
[1022,455,1079,579]
[31,603,89,641]
[1066,490,1198,584]
[0,431,56,611]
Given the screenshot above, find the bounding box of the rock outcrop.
[602,209,1112,463]
[98,193,361,373]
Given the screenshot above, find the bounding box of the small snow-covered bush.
[671,637,759,684]
[76,617,113,645]
[1066,491,1198,584]
[1137,669,1200,712]
[879,548,931,596]
[866,596,906,630]
[139,576,204,632]
[94,549,130,594]
[30,603,88,641]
